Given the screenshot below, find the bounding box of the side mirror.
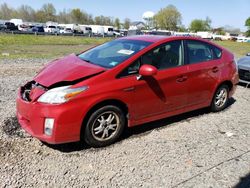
[139,64,158,77]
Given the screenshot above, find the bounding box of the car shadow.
[234,172,250,188]
[47,97,236,153]
[121,97,236,141]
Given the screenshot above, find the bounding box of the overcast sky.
[1,0,249,31]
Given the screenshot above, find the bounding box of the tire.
[211,85,229,112]
[83,105,126,147]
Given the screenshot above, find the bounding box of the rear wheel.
[211,85,229,112]
[84,105,125,147]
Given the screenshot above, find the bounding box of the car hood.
[237,56,250,70]
[34,54,106,87]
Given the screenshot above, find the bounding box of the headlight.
[38,85,88,104]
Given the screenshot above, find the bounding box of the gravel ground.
[0,58,249,188]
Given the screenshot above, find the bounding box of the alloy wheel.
[215,88,228,108]
[91,111,120,141]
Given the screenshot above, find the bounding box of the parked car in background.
[103,26,114,36]
[197,31,213,40]
[113,29,121,37]
[32,26,44,33]
[18,24,34,32]
[120,29,128,36]
[59,28,73,34]
[18,24,29,31]
[5,22,18,31]
[127,29,143,36]
[236,37,248,43]
[16,36,238,147]
[237,53,250,84]
[149,31,172,36]
[44,25,59,33]
[0,23,6,31]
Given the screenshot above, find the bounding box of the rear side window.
[186,40,214,64]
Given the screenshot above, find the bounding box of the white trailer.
[197,31,213,39]
[79,25,92,35]
[103,26,114,36]
[212,34,231,41]
[90,25,105,36]
[10,19,23,26]
[45,21,59,33]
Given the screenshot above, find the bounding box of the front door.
[118,40,189,120]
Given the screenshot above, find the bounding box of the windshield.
[78,39,152,68]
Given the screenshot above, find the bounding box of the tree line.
[0,3,130,29]
[0,2,249,35]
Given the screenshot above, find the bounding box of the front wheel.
[211,85,229,112]
[83,105,126,147]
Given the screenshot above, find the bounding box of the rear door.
[184,40,222,106]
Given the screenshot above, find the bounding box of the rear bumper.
[229,72,239,98]
[16,91,86,144]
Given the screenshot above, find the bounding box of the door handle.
[176,75,188,83]
[212,66,219,73]
[123,87,135,92]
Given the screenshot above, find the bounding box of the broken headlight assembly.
[37,85,88,104]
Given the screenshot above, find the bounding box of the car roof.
[119,35,224,50]
[120,35,208,43]
[120,35,169,43]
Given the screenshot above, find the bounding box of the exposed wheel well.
[217,80,233,92]
[80,99,128,138]
[211,80,233,104]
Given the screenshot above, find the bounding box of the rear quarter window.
[211,46,222,59]
[186,40,222,64]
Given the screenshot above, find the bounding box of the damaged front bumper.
[16,84,86,144]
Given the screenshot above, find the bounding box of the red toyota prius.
[16,36,238,147]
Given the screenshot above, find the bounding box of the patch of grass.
[0,44,95,59]
[214,41,250,58]
[0,33,111,45]
[0,34,112,59]
[0,34,249,59]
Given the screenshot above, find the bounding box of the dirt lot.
[0,58,249,188]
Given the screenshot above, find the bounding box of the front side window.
[78,40,152,68]
[186,40,214,64]
[141,40,184,70]
[118,40,184,77]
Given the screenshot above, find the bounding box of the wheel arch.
[80,99,129,139]
[216,80,233,92]
[211,80,233,103]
